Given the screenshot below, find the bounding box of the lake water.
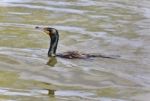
[0,0,150,101]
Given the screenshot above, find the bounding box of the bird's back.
[56,51,119,59]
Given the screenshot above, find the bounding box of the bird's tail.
[88,54,120,59]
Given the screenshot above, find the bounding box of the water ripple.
[0,3,89,14]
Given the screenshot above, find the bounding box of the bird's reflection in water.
[41,82,56,97]
[48,89,55,96]
[47,57,57,66]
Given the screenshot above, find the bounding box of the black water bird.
[35,26,119,59]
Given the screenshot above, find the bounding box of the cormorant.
[35,26,119,59]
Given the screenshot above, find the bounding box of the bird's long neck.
[48,32,59,57]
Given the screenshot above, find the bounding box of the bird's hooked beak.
[35,26,50,35]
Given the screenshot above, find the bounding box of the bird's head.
[35,26,58,37]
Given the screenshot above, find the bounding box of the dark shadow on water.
[47,57,57,67]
